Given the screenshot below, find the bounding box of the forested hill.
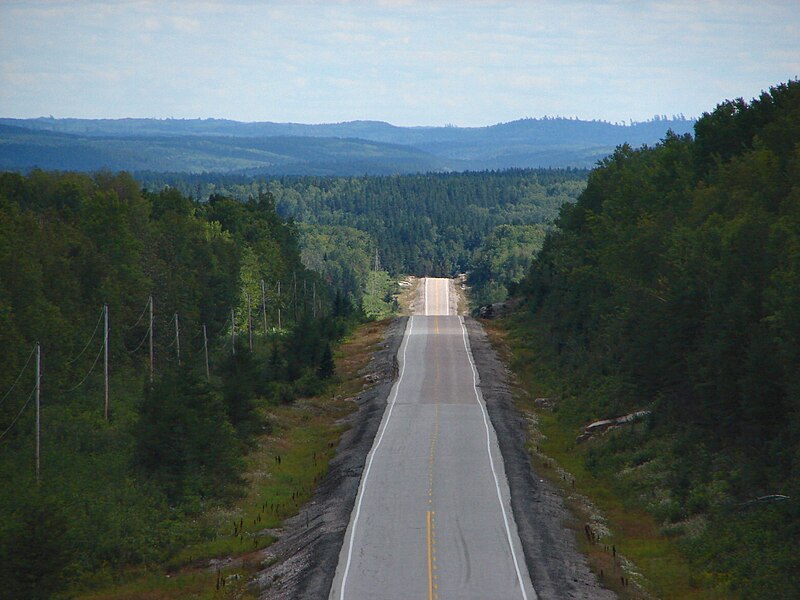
[139,169,589,304]
[0,116,694,174]
[518,81,800,597]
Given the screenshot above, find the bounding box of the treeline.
[139,169,588,302]
[520,81,800,597]
[0,171,355,598]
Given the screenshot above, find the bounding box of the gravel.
[250,317,408,600]
[465,316,616,600]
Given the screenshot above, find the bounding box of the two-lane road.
[329,278,536,600]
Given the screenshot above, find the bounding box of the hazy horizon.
[3,113,696,128]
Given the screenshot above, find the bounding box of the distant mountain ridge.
[0,116,695,174]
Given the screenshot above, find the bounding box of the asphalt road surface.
[329,277,537,600]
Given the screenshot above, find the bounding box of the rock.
[478,302,510,319]
[576,409,651,443]
[533,397,556,410]
[584,418,616,434]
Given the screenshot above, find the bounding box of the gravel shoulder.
[465,316,617,600]
[251,317,407,600]
[251,311,615,600]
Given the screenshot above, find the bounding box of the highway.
[329,277,537,600]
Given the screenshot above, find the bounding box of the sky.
[1,1,798,127]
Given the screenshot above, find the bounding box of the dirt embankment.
[465,317,616,600]
[250,317,407,600]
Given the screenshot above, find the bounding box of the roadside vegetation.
[0,171,382,598]
[493,80,800,599]
[74,318,391,600]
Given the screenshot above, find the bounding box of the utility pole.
[149,295,154,383]
[277,281,282,332]
[202,324,210,382]
[261,279,268,334]
[313,283,317,319]
[292,272,297,320]
[247,293,253,350]
[35,342,41,485]
[104,304,109,422]
[174,313,180,364]
[231,308,236,355]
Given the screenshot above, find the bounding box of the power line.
[126,297,151,330]
[164,313,179,349]
[0,385,36,443]
[126,322,151,354]
[210,314,231,340]
[65,307,104,365]
[58,344,104,395]
[187,325,203,345]
[0,344,36,407]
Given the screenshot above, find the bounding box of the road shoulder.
[465,316,616,600]
[250,317,408,600]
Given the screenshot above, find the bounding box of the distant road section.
[329,277,537,600]
[424,276,451,316]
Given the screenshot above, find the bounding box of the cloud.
[1,0,799,124]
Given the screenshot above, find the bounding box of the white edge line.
[338,316,415,600]
[458,316,535,600]
[445,278,450,316]
[424,277,429,316]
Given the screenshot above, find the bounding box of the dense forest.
[0,171,360,598]
[519,81,800,597]
[140,169,588,304]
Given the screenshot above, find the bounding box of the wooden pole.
[175,313,180,364]
[231,308,236,355]
[203,324,210,382]
[293,272,297,320]
[247,293,253,350]
[261,280,267,334]
[35,342,41,484]
[149,295,154,383]
[277,281,282,332]
[104,304,109,422]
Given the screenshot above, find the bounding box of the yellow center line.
[427,510,435,600]
[427,305,441,599]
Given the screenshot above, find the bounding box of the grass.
[77,319,391,600]
[484,317,728,600]
[78,571,222,600]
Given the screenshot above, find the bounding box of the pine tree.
[317,343,335,379]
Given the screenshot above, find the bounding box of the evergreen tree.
[317,343,335,380]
